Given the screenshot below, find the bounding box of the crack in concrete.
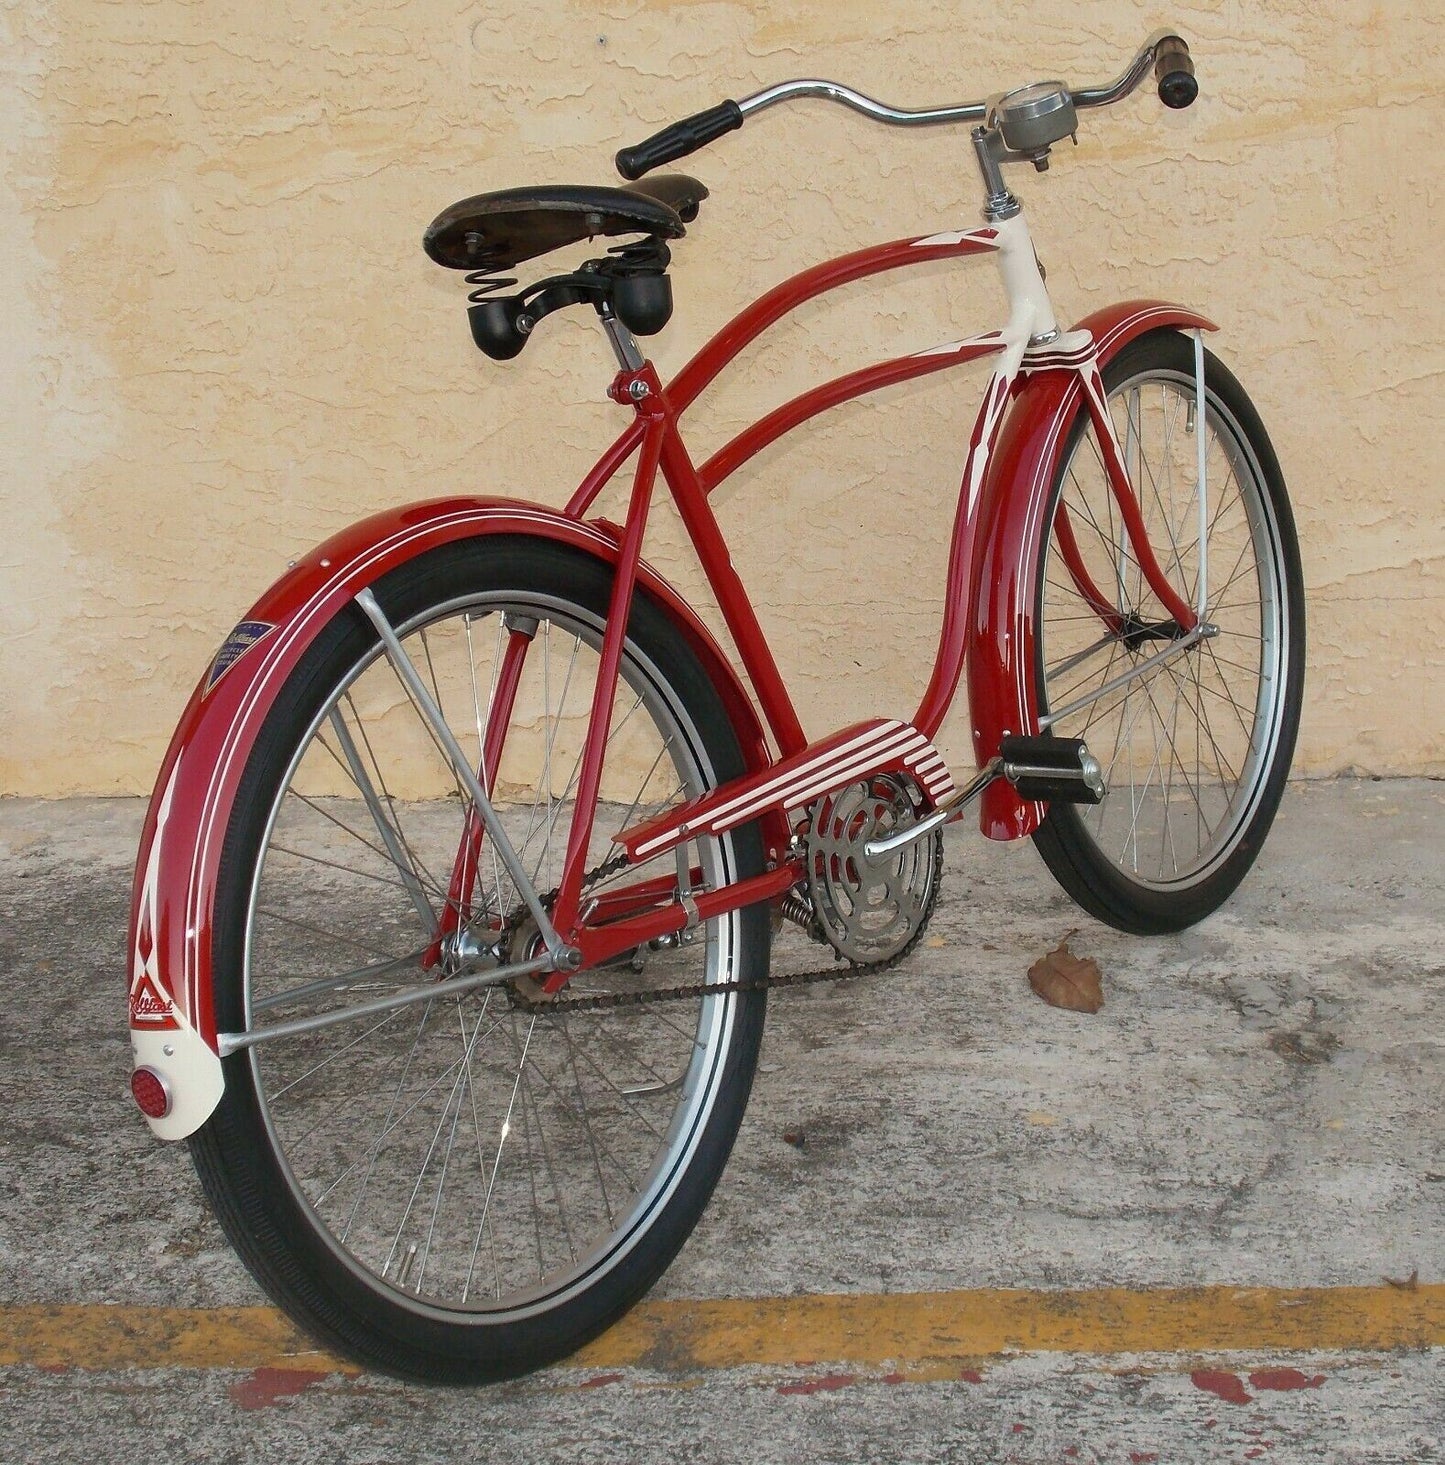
[1206,1152,1290,1243]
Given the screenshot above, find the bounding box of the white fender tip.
[130,1015,225,1141]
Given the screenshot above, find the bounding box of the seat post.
[599,307,645,372]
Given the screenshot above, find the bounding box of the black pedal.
[999,735,1106,804]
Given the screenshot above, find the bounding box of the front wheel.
[1032,330,1305,934]
[189,537,769,1382]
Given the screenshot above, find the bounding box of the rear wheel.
[190,537,768,1382]
[1032,330,1304,933]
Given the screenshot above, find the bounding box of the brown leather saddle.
[424,175,707,272]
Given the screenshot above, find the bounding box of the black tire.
[190,537,769,1382]
[1031,330,1305,934]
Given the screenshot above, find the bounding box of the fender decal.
[204,620,277,696]
[130,757,182,1030]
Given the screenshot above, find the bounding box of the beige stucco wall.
[2,0,1441,796]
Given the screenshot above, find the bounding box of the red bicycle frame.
[430,220,1207,982]
[126,206,1211,1137]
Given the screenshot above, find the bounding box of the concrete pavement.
[0,779,1440,1462]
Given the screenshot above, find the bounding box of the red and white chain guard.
[618,718,954,863]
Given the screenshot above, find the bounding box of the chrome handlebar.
[735,29,1189,127]
[1074,27,1193,110]
[737,81,985,129]
[615,30,1196,181]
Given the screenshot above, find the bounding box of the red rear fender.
[966,302,1216,840]
[126,498,780,1138]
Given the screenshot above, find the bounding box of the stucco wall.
[2,0,1441,796]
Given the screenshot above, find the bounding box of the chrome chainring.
[804,774,942,965]
[503,790,943,1014]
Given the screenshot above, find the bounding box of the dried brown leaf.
[1028,940,1104,1013]
[1383,1268,1419,1291]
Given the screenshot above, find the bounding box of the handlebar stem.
[971,127,1020,222]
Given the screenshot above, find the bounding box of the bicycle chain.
[540,852,632,911]
[507,854,939,1014]
[507,958,864,1014]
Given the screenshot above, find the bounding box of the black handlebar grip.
[1154,35,1198,109]
[615,99,744,180]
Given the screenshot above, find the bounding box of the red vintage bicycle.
[127,30,1303,1381]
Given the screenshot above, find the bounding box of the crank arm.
[863,758,1003,860]
[863,730,1111,861]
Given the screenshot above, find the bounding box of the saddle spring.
[460,232,516,303]
[460,231,675,360]
[604,236,672,277]
[598,237,674,336]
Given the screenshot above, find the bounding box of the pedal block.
[999,735,1106,804]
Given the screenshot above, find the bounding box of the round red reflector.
[131,1066,171,1119]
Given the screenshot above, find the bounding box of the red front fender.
[966,301,1216,840]
[126,497,781,1138]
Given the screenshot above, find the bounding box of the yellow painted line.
[0,1305,354,1375]
[1,1285,1440,1375]
[578,1284,1445,1372]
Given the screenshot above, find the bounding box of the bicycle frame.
[480,211,1209,978]
[127,203,1213,1138]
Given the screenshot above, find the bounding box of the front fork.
[987,186,1202,636]
[1069,354,1200,636]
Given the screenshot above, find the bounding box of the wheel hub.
[1118,611,1182,652]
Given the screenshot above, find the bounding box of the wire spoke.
[1043,354,1286,888]
[243,579,753,1320]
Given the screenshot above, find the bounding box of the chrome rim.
[1040,369,1288,888]
[242,591,743,1321]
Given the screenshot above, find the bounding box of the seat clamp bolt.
[628,379,650,401]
